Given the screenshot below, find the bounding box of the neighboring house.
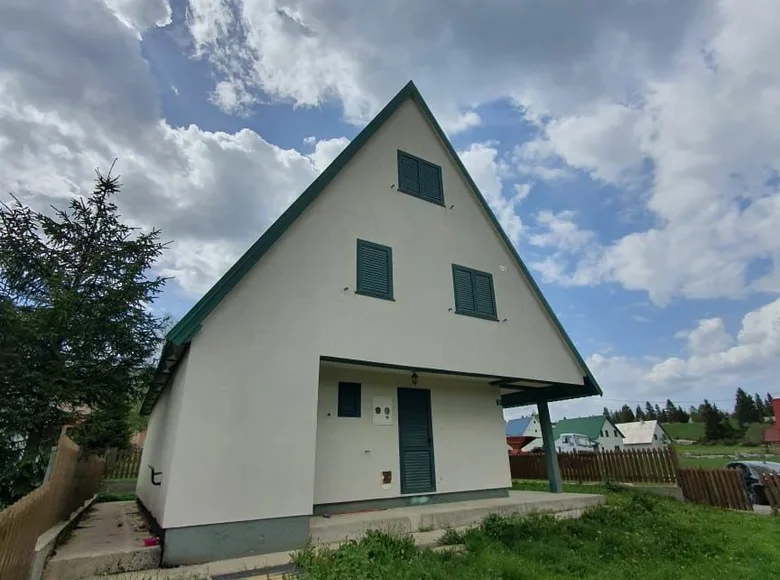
[549,416,624,451]
[616,420,670,450]
[136,81,602,566]
[129,430,146,448]
[505,415,542,453]
[763,397,780,447]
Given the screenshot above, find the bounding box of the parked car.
[726,461,780,505]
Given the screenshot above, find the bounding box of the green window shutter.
[356,239,394,300]
[338,382,361,417]
[453,266,475,312]
[397,150,444,205]
[452,265,497,320]
[473,272,496,317]
[419,161,443,204]
[397,151,420,195]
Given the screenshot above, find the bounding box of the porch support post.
[537,400,562,493]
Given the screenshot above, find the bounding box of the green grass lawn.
[675,443,774,456]
[294,489,780,580]
[674,442,780,469]
[663,422,706,441]
[678,456,735,469]
[511,480,613,495]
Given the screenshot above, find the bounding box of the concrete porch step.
[44,502,160,580]
[309,489,603,545]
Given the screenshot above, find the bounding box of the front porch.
[316,356,582,501]
[309,489,604,545]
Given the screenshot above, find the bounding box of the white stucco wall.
[136,351,189,524]
[523,415,542,438]
[314,366,510,505]
[155,96,588,529]
[596,420,624,451]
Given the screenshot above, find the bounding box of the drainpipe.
[537,400,562,493]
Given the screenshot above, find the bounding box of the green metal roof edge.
[552,415,609,440]
[141,79,601,415]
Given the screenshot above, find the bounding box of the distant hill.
[663,422,705,442]
[663,420,762,443]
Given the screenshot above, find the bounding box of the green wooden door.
[397,388,436,494]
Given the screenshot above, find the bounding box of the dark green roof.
[552,416,622,440]
[140,80,603,415]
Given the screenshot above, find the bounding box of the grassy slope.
[674,442,780,469]
[663,420,766,444]
[295,489,780,580]
[663,422,706,441]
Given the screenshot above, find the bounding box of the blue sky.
[2,0,779,420]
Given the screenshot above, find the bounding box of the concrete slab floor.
[44,501,160,580]
[310,490,603,545]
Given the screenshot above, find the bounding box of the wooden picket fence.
[105,447,143,480]
[0,430,105,580]
[677,468,752,510]
[762,474,780,510]
[509,447,679,485]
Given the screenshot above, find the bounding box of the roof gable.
[552,416,610,440]
[506,417,532,437]
[616,420,660,445]
[141,81,602,414]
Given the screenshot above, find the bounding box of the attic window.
[338,382,361,417]
[397,150,444,205]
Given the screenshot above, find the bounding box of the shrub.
[439,528,465,545]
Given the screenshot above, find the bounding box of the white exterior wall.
[136,351,190,524]
[314,366,510,505]
[156,97,586,529]
[523,415,542,438]
[596,420,624,451]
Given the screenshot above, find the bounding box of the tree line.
[602,389,775,443]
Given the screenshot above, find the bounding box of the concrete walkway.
[44,501,160,580]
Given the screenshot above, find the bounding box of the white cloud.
[210,80,255,115]
[520,297,780,419]
[679,318,735,356]
[574,298,780,413]
[513,183,531,203]
[185,0,702,125]
[0,0,321,296]
[104,0,172,35]
[458,142,524,245]
[529,210,597,253]
[439,110,481,134]
[307,137,350,173]
[522,102,647,185]
[645,298,780,383]
[513,139,573,182]
[514,0,780,305]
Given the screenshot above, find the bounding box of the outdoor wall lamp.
[411,372,418,386]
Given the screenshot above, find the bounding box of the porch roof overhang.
[320,356,599,406]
